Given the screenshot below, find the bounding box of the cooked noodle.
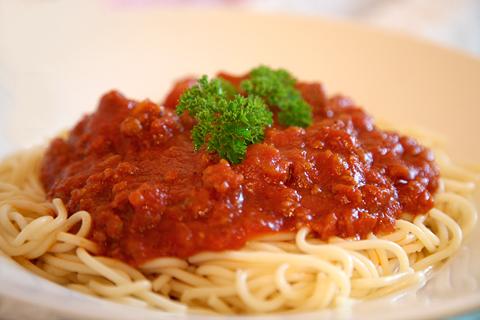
[0,131,477,314]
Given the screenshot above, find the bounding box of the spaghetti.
[0,67,478,314]
[0,133,477,314]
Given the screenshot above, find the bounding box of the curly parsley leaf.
[177,76,273,164]
[240,66,313,128]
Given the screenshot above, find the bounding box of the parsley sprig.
[177,76,273,164]
[241,66,313,127]
[176,66,312,164]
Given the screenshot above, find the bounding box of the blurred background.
[113,0,480,56]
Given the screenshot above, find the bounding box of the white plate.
[0,2,479,319]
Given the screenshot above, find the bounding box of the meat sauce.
[41,73,439,265]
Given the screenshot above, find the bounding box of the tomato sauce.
[41,74,439,266]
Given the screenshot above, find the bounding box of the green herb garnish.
[241,66,313,127]
[177,76,273,164]
[176,66,313,164]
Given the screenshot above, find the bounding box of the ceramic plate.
[0,2,479,319]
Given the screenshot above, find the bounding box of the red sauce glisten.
[41,73,439,265]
